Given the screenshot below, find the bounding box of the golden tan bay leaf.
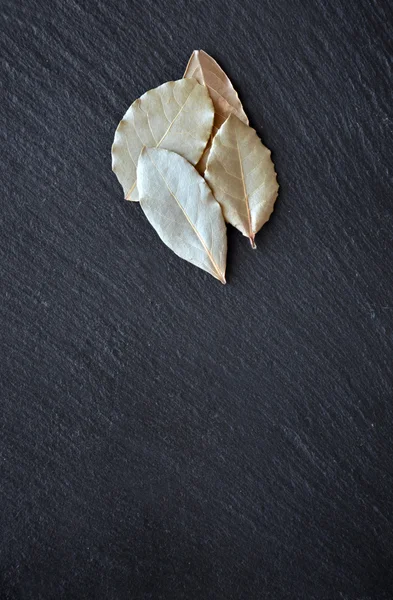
[184,50,248,173]
[205,114,279,248]
[111,79,214,201]
[184,50,248,130]
[138,147,227,283]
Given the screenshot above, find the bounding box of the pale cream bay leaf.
[184,50,248,173]
[138,148,227,283]
[111,79,214,201]
[205,114,279,248]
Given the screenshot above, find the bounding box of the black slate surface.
[1,0,393,598]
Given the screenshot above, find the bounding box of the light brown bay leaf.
[138,147,227,283]
[205,113,279,248]
[184,50,248,173]
[112,79,214,201]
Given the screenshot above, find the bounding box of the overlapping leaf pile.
[112,50,279,284]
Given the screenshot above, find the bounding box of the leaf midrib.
[235,126,252,239]
[156,82,197,148]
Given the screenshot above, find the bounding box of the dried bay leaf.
[138,147,227,283]
[205,113,279,248]
[184,50,248,130]
[112,79,214,201]
[184,50,248,173]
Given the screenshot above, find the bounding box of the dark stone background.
[1,0,392,598]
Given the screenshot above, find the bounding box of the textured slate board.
[1,0,393,598]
